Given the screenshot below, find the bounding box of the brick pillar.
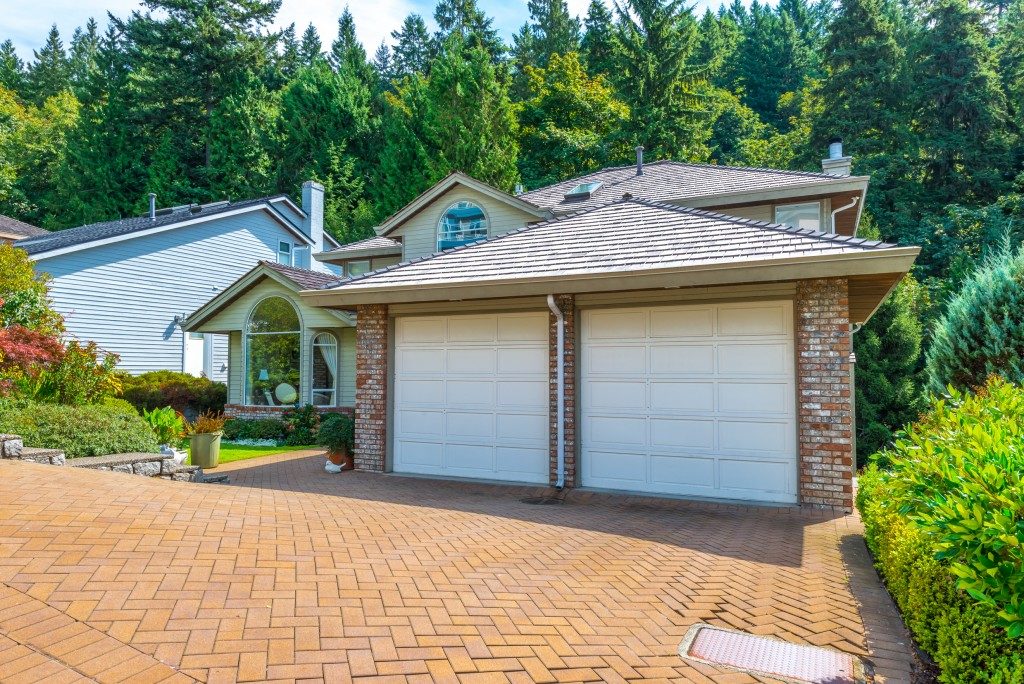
[548,295,576,487]
[355,304,388,472]
[796,279,854,511]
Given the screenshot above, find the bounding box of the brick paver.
[0,453,912,683]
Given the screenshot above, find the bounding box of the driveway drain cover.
[679,623,868,684]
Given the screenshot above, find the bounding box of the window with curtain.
[437,201,487,250]
[311,332,338,406]
[245,297,301,406]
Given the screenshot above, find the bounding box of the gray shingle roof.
[14,196,301,255]
[0,215,48,238]
[520,160,854,213]
[262,261,342,289]
[323,199,897,292]
[321,235,402,256]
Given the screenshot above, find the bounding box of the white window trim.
[242,295,303,407]
[346,259,371,277]
[774,201,824,233]
[436,200,489,251]
[278,240,293,266]
[310,331,339,407]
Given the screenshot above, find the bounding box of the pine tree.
[693,10,740,87]
[0,41,26,95]
[517,0,581,68]
[68,18,100,97]
[518,52,629,187]
[613,0,711,160]
[581,0,617,77]
[277,24,301,80]
[27,25,71,105]
[299,24,323,64]
[373,42,395,90]
[433,0,505,58]
[998,0,1024,133]
[331,7,374,84]
[391,14,432,77]
[208,72,279,199]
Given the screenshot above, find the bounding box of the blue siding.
[36,211,318,378]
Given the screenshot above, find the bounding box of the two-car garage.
[391,301,798,504]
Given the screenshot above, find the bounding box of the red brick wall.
[548,295,577,487]
[795,278,854,511]
[354,304,388,472]
[224,405,353,419]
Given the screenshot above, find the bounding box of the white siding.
[389,186,540,261]
[36,212,312,378]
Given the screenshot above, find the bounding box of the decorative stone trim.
[224,404,354,419]
[354,304,388,472]
[548,295,577,487]
[796,278,854,512]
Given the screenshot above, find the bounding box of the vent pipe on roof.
[635,145,645,176]
[148,193,157,220]
[822,137,852,176]
[514,183,524,195]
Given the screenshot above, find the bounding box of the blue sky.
[4,0,735,61]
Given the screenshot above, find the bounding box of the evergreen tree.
[208,72,279,199]
[915,0,1011,206]
[998,0,1024,133]
[27,25,71,105]
[581,0,617,77]
[514,0,581,71]
[331,7,374,85]
[391,14,432,78]
[613,0,711,160]
[277,24,301,80]
[433,0,505,58]
[373,42,395,90]
[299,24,323,64]
[694,10,741,87]
[518,52,629,188]
[68,18,101,97]
[0,41,26,95]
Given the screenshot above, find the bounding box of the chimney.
[514,183,524,195]
[301,180,325,259]
[148,193,157,220]
[821,137,852,176]
[635,145,645,176]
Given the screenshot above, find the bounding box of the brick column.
[796,279,854,511]
[548,295,577,487]
[355,304,388,472]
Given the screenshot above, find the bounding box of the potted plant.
[185,411,226,469]
[143,406,187,465]
[317,413,354,473]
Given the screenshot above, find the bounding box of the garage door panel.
[650,345,715,374]
[444,443,495,472]
[397,410,443,438]
[497,347,547,373]
[650,382,714,411]
[718,343,790,375]
[398,379,444,404]
[398,317,445,343]
[447,348,495,374]
[446,380,494,407]
[587,450,646,483]
[719,459,791,495]
[496,413,547,441]
[589,415,646,447]
[496,380,546,407]
[719,383,791,414]
[397,348,445,373]
[650,308,713,337]
[497,314,547,342]
[718,420,791,454]
[588,310,647,339]
[588,345,646,374]
[495,447,549,483]
[718,304,788,335]
[650,418,715,450]
[588,381,646,410]
[649,454,715,489]
[448,316,496,342]
[446,412,494,439]
[396,440,443,468]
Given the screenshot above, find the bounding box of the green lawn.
[188,443,320,466]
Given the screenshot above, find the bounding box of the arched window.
[437,201,487,250]
[311,332,338,406]
[245,296,301,406]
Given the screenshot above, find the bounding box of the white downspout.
[546,295,565,490]
[831,196,859,235]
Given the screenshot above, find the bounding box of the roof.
[261,260,343,289]
[318,235,403,262]
[15,195,311,256]
[0,215,48,239]
[520,161,864,213]
[301,200,919,319]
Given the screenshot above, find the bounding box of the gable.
[190,277,348,334]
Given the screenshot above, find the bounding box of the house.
[1,215,48,244]
[15,182,340,379]
[185,144,919,510]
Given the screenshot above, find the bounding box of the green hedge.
[223,417,287,442]
[119,371,226,418]
[857,377,1024,682]
[0,402,160,458]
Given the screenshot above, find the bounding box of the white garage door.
[581,301,797,503]
[393,312,550,484]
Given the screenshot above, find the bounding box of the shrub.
[317,413,354,453]
[143,407,185,446]
[926,243,1024,392]
[281,404,319,445]
[223,417,287,442]
[0,402,160,458]
[184,411,227,436]
[26,340,121,405]
[120,371,227,418]
[101,396,140,414]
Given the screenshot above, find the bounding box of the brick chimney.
[821,138,852,176]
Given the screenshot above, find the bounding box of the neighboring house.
[15,182,340,380]
[0,214,48,243]
[186,144,919,510]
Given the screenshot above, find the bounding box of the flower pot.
[190,432,223,469]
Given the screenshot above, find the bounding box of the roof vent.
[148,193,156,220]
[822,137,852,176]
[636,145,645,176]
[563,181,603,201]
[514,183,524,195]
[622,192,633,200]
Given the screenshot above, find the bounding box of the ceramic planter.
[190,431,223,469]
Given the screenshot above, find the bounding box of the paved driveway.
[0,453,912,683]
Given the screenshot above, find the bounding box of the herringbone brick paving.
[0,452,913,683]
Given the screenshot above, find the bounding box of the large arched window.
[245,297,301,406]
[437,201,487,250]
[311,332,338,406]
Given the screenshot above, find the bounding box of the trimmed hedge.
[223,418,287,442]
[119,371,226,418]
[0,402,160,458]
[858,377,1024,682]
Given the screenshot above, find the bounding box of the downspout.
[830,196,859,235]
[546,295,565,490]
[850,322,863,476]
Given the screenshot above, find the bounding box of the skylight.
[563,181,603,200]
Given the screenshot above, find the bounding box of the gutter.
[546,295,566,490]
